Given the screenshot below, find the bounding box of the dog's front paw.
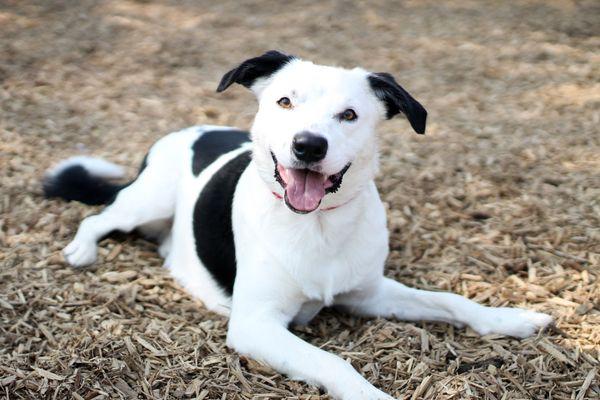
[64,238,97,267]
[471,307,553,338]
[334,382,394,400]
[343,388,394,400]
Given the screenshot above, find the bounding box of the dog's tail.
[43,156,130,205]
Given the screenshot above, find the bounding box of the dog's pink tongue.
[286,169,325,212]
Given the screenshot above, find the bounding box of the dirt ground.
[1,0,599,399]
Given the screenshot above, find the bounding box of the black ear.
[368,72,427,134]
[217,50,296,93]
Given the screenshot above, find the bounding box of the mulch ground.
[1,0,598,399]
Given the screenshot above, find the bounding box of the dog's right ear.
[217,50,296,93]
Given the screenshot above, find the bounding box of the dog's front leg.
[336,277,552,338]
[227,304,393,400]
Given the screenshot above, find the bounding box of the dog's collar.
[271,191,355,211]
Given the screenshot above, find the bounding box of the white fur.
[47,156,125,179]
[59,59,552,400]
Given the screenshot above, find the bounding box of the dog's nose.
[292,132,328,163]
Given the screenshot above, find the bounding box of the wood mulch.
[1,1,598,398]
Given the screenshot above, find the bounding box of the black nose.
[292,132,328,163]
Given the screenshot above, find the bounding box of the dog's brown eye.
[340,109,357,121]
[277,97,292,109]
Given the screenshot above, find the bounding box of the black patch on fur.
[193,151,252,295]
[43,165,128,205]
[191,130,250,176]
[368,72,428,134]
[271,151,286,188]
[325,163,351,194]
[216,50,296,92]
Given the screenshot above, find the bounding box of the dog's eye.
[340,109,358,122]
[277,97,293,109]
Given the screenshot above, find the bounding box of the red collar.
[271,191,354,211]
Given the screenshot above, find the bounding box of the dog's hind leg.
[336,277,553,338]
[64,163,177,267]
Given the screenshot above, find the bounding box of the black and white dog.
[45,51,552,399]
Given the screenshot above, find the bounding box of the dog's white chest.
[233,167,389,306]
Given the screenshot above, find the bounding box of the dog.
[44,50,553,399]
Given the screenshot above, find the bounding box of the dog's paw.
[362,388,394,400]
[343,388,394,400]
[471,307,553,338]
[64,238,97,267]
[336,383,394,400]
[158,235,172,258]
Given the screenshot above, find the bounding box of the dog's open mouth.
[271,152,350,214]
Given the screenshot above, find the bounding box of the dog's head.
[217,50,427,214]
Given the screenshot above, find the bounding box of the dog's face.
[218,51,427,214]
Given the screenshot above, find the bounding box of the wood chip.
[101,270,138,283]
[411,375,432,400]
[575,368,597,400]
[538,341,574,366]
[33,368,65,381]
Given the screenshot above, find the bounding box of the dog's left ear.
[368,72,427,134]
[217,50,296,93]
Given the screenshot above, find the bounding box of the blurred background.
[1,1,598,399]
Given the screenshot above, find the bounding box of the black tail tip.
[43,165,124,206]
